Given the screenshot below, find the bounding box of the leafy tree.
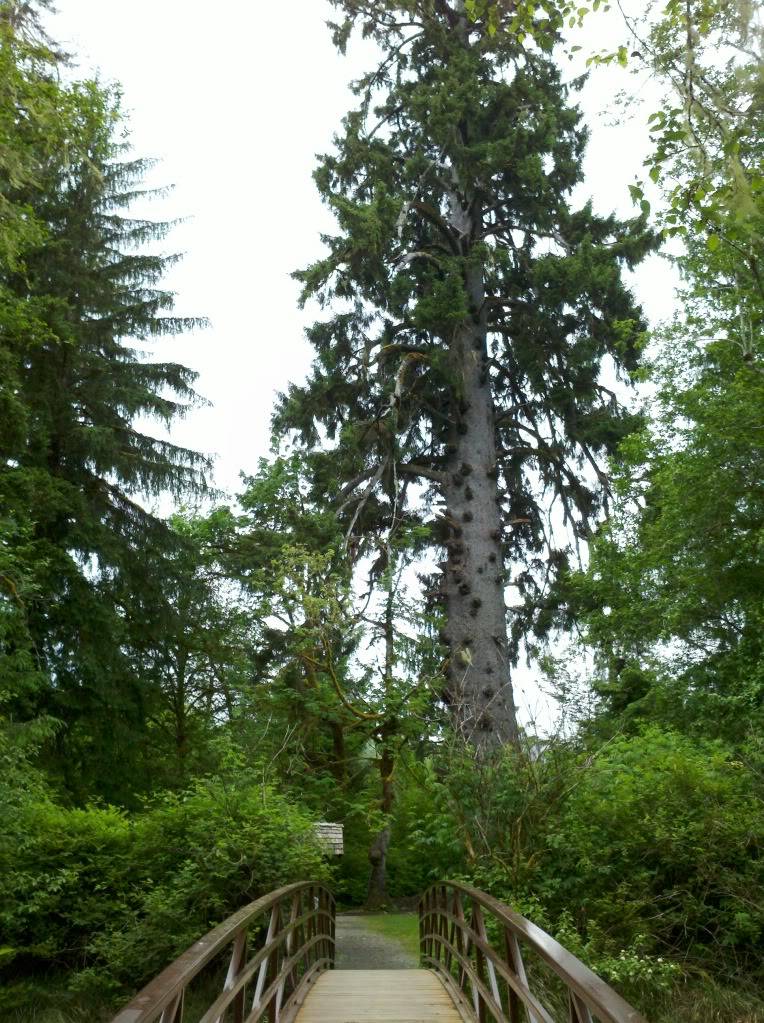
[568,2,763,743]
[227,456,440,905]
[622,1,762,260]
[275,0,654,746]
[226,456,358,789]
[124,513,254,789]
[573,308,764,741]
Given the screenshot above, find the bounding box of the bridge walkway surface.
[294,969,462,1023]
[294,914,460,1023]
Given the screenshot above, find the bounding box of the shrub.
[0,738,328,1007]
[426,727,764,1010]
[548,728,764,978]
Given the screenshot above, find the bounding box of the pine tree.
[0,74,210,796]
[276,0,655,746]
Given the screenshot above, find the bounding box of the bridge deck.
[294,968,464,1023]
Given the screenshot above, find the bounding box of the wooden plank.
[295,969,463,1023]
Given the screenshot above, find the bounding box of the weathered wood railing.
[419,881,647,1023]
[111,881,334,1023]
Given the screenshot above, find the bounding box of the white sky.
[49,0,678,730]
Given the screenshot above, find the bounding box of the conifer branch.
[398,462,448,484]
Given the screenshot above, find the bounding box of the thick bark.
[425,7,519,748]
[440,202,519,746]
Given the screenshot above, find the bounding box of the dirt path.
[334,914,419,970]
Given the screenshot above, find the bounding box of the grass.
[361,912,421,961]
[647,980,764,1023]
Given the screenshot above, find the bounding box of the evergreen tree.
[275,0,654,746]
[0,73,210,797]
[0,0,88,717]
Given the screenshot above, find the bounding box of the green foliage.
[0,3,213,800]
[572,297,763,741]
[127,513,255,793]
[637,1,761,256]
[557,2,763,749]
[0,733,327,1008]
[550,730,763,975]
[419,728,763,1012]
[281,0,656,681]
[0,6,760,1021]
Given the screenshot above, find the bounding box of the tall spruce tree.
[0,0,66,713]
[0,70,210,796]
[276,0,655,746]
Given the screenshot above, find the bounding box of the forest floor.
[335,912,419,969]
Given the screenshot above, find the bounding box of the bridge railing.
[111,881,334,1023]
[419,881,647,1023]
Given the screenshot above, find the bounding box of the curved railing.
[419,881,648,1023]
[111,881,334,1023]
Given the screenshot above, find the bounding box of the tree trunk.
[329,719,347,784]
[366,737,395,909]
[366,580,397,909]
[441,197,519,747]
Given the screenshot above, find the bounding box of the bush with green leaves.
[417,727,763,1012]
[548,728,763,977]
[0,736,328,1008]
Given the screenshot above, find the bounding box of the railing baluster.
[435,887,441,965]
[569,992,595,1023]
[159,990,183,1023]
[445,890,457,976]
[470,902,487,1023]
[473,903,501,1017]
[427,892,433,961]
[329,890,336,967]
[505,929,540,1023]
[267,907,279,1023]
[453,889,467,994]
[275,892,301,1016]
[253,902,280,1015]
[419,882,647,1023]
[214,928,247,1023]
[504,926,522,1023]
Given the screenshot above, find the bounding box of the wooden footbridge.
[111,881,648,1023]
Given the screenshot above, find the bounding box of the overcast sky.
[48,1,677,729]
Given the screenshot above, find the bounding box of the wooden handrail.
[419,881,648,1023]
[111,881,335,1023]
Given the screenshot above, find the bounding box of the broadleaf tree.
[275,0,655,746]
